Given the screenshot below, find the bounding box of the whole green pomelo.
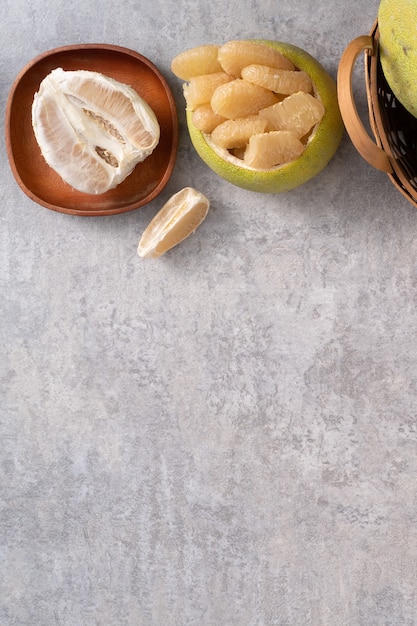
[379,0,417,117]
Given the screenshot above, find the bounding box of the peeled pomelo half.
[32,68,160,195]
[175,40,344,193]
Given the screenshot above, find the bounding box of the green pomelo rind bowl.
[186,39,344,193]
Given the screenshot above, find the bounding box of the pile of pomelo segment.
[171,39,344,193]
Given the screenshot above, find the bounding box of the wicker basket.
[338,21,417,208]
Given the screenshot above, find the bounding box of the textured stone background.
[2,0,417,624]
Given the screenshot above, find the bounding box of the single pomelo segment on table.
[241,64,313,95]
[183,72,233,111]
[171,45,222,80]
[31,68,160,195]
[259,91,325,138]
[137,187,210,258]
[218,40,295,76]
[211,79,279,119]
[182,40,343,193]
[378,0,417,118]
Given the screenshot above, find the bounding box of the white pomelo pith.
[32,68,160,195]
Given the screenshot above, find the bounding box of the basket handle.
[337,35,393,173]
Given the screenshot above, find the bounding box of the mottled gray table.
[2,0,417,624]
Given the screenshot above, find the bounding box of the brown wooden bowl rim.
[5,43,179,216]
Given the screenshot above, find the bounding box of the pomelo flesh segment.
[171,45,222,80]
[183,72,233,111]
[244,130,305,169]
[241,65,312,95]
[211,116,267,149]
[218,40,295,76]
[211,79,279,119]
[191,104,227,133]
[137,187,210,258]
[259,91,325,138]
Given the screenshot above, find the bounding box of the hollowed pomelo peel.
[186,40,344,193]
[378,0,417,118]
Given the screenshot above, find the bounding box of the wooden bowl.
[5,44,178,216]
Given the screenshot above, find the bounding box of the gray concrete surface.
[2,0,417,624]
